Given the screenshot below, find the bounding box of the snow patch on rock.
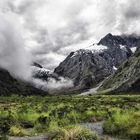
[131,47,137,53]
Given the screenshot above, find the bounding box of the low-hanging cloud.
[0,12,74,91]
[31,66,74,91]
[47,77,73,90]
[32,77,73,91]
[0,12,32,81]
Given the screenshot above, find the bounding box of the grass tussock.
[103,109,140,139]
[0,95,139,140]
[47,125,99,140]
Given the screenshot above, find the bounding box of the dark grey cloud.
[1,0,140,70]
[116,0,140,34]
[125,10,140,19]
[123,1,140,19]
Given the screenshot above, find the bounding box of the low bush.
[9,126,30,136]
[47,125,99,140]
[103,110,140,139]
[0,95,139,139]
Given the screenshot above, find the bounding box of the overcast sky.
[0,0,140,70]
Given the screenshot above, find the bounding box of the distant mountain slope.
[54,34,133,90]
[99,47,140,93]
[0,68,47,96]
[1,33,140,95]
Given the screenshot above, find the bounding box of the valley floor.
[0,95,139,140]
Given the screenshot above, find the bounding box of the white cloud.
[34,52,66,70]
[0,12,32,80]
[47,77,73,90]
[0,0,140,71]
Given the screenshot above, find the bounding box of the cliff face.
[55,49,113,89]
[54,34,132,90]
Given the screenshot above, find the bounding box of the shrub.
[57,118,71,127]
[9,126,30,136]
[47,125,99,140]
[66,111,81,123]
[17,112,39,128]
[128,112,140,140]
[33,122,47,133]
[83,110,96,121]
[48,120,59,132]
[128,125,140,140]
[73,127,99,140]
[47,128,65,140]
[0,117,11,135]
[103,110,138,139]
[0,135,8,140]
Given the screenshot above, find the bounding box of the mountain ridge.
[54,33,135,90]
[0,33,140,95]
[98,33,140,48]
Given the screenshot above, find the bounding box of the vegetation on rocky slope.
[103,109,140,139]
[99,48,140,94]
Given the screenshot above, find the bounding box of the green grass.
[9,126,31,136]
[103,110,140,139]
[47,125,99,140]
[0,95,139,139]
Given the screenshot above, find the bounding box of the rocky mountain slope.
[0,68,47,96]
[54,33,133,90]
[98,33,140,49]
[99,47,140,93]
